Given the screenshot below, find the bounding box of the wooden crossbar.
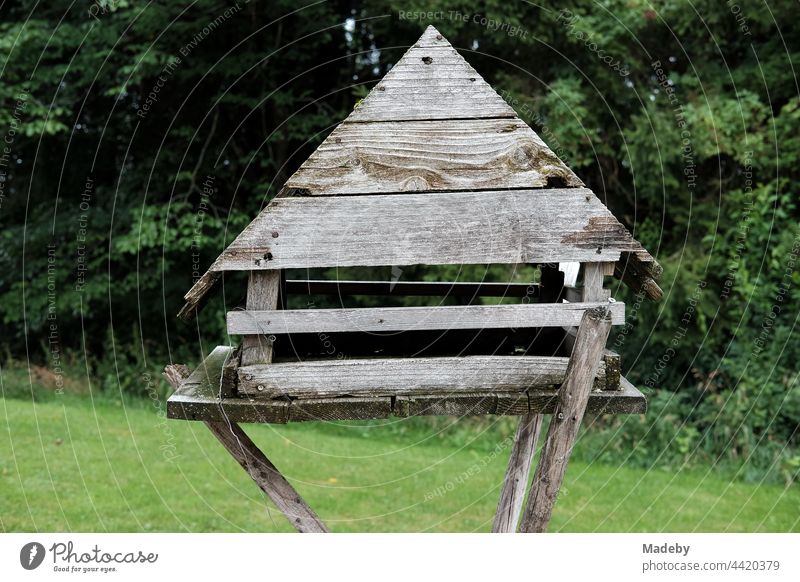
[227,301,624,336]
[285,279,540,298]
[236,355,611,399]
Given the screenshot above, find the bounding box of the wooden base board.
[167,346,646,424]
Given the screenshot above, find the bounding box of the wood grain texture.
[493,413,543,533]
[344,30,516,122]
[165,347,646,422]
[395,392,498,417]
[289,397,392,422]
[166,346,289,423]
[285,279,540,298]
[228,302,624,335]
[615,251,663,301]
[285,118,582,195]
[520,307,613,533]
[238,355,609,399]
[241,271,281,366]
[582,262,612,301]
[178,270,221,321]
[205,189,654,271]
[205,421,329,533]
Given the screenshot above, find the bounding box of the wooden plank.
[560,325,622,391]
[205,421,329,533]
[228,302,625,335]
[289,397,391,422]
[220,345,241,397]
[615,251,663,301]
[520,306,613,533]
[177,270,221,321]
[240,271,281,366]
[527,378,645,415]
[285,279,540,298]
[413,25,457,48]
[395,393,497,417]
[166,347,289,423]
[344,29,516,122]
[603,350,622,391]
[285,118,582,195]
[582,262,612,301]
[238,355,609,399]
[166,351,645,423]
[493,414,543,533]
[495,393,531,415]
[206,188,654,271]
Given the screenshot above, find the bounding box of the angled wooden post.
[492,413,543,532]
[492,263,562,532]
[204,421,329,533]
[519,306,612,532]
[163,360,328,533]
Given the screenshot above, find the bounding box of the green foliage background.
[1,1,798,483]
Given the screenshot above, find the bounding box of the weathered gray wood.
[205,420,329,533]
[289,397,392,422]
[495,394,532,415]
[603,350,622,391]
[163,364,191,388]
[166,348,646,422]
[563,261,612,359]
[228,302,625,335]
[615,251,663,301]
[220,345,241,397]
[285,118,581,195]
[240,271,281,366]
[395,392,498,417]
[582,262,613,301]
[344,29,516,122]
[285,279,540,298]
[493,414,543,533]
[177,270,221,321]
[204,189,654,272]
[413,24,459,48]
[166,346,289,423]
[520,307,613,533]
[238,355,609,399]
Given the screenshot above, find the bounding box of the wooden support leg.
[205,421,329,533]
[164,360,327,533]
[241,270,281,366]
[519,306,613,533]
[492,413,543,532]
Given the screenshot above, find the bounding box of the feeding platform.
[164,26,661,533]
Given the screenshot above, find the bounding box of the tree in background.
[0,0,797,482]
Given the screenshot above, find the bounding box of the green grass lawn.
[1,394,797,532]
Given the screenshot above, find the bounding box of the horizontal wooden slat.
[344,40,516,122]
[166,346,289,423]
[227,302,624,335]
[285,279,540,298]
[207,188,652,271]
[285,118,581,195]
[237,355,609,399]
[166,346,646,421]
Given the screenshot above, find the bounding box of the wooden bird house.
[164,26,662,533]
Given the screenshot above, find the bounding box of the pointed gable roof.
[285,25,582,194]
[178,26,660,320]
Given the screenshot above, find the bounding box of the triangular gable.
[344,26,515,122]
[178,26,660,320]
[285,25,582,195]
